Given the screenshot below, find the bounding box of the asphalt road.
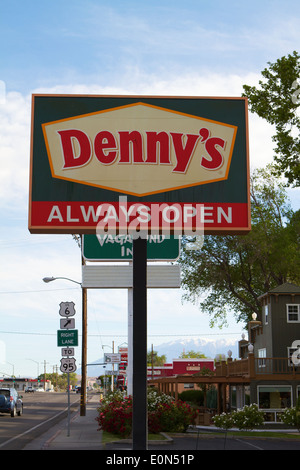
[105,432,300,451]
[0,391,80,450]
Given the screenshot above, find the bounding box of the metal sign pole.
[132,237,148,450]
[67,372,70,437]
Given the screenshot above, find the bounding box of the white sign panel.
[104,353,121,364]
[61,347,75,357]
[60,318,75,329]
[82,265,181,289]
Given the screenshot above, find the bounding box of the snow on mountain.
[82,336,240,376]
[154,336,240,362]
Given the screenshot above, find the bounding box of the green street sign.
[82,234,180,261]
[57,330,78,347]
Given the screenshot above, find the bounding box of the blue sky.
[0,0,299,377]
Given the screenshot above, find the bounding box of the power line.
[0,330,241,337]
[0,287,79,294]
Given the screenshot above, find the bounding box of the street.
[0,391,80,450]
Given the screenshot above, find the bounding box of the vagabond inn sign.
[28,95,250,235]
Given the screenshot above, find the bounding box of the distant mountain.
[80,336,240,377]
[154,336,239,362]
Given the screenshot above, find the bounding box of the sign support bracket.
[132,237,148,450]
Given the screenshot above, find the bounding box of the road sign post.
[132,237,148,450]
[57,302,78,436]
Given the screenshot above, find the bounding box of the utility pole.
[43,360,49,390]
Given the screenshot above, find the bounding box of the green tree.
[243,51,300,187]
[37,372,77,390]
[147,350,167,366]
[179,166,300,327]
[179,350,206,359]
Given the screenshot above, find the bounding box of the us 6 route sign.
[60,357,77,373]
[59,301,75,317]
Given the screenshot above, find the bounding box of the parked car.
[35,387,44,392]
[25,386,34,393]
[0,388,23,417]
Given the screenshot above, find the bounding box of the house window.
[264,305,269,324]
[258,386,292,422]
[287,304,300,322]
[258,348,266,368]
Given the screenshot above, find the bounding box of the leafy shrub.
[213,404,264,431]
[178,390,204,406]
[96,389,196,437]
[281,395,300,431]
[96,392,132,438]
[212,412,234,430]
[232,404,264,430]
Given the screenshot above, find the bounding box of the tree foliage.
[179,350,206,359]
[243,51,300,187]
[147,350,167,366]
[179,166,300,327]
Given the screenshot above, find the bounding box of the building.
[0,377,52,391]
[149,283,300,424]
[147,358,214,393]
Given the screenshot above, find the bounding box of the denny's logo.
[42,102,238,196]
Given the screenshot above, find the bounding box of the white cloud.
[0,70,277,214]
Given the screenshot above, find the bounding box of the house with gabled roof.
[150,283,300,424]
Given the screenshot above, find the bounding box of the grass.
[195,429,300,440]
[101,431,168,444]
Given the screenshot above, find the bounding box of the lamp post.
[43,274,88,416]
[26,358,39,379]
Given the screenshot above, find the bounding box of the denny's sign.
[29,95,250,234]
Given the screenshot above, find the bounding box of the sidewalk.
[23,394,103,450]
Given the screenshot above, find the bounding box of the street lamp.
[43,276,81,286]
[7,362,14,377]
[43,274,87,416]
[26,358,39,378]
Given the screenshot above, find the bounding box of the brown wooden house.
[149,283,300,423]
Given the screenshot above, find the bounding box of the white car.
[35,387,45,392]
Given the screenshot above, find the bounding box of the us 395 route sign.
[60,357,77,373]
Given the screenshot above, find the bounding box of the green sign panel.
[82,234,180,261]
[57,330,78,347]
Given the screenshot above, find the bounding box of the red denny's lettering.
[57,127,226,173]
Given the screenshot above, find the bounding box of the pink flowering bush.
[96,392,132,438]
[149,400,197,433]
[96,389,196,437]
